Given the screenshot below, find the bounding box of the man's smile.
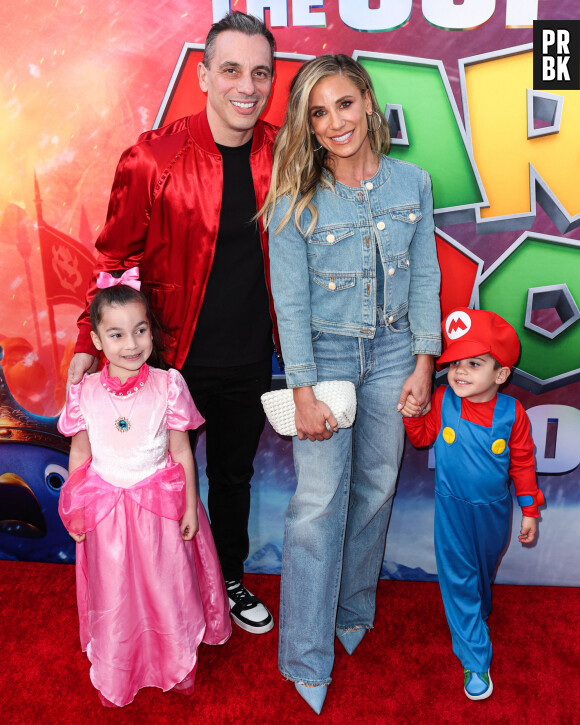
[231,100,257,109]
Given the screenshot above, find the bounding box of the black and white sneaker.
[225,580,274,634]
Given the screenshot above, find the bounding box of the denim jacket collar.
[321,155,393,200]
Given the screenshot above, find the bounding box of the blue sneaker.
[464,669,493,700]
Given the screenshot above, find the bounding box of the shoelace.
[225,581,259,610]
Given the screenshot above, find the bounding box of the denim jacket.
[269,155,441,388]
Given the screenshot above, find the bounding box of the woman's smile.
[330,130,354,144]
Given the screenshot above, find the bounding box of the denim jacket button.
[326,233,335,242]
[377,221,385,230]
[388,316,394,324]
[365,182,373,190]
[388,268,395,276]
[328,280,336,290]
[409,212,416,221]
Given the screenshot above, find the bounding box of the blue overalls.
[434,387,515,672]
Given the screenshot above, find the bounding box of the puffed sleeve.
[57,380,87,437]
[166,369,205,431]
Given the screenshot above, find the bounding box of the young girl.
[58,268,231,708]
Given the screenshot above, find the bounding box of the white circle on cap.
[446,310,472,340]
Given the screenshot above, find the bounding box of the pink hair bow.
[96,267,141,291]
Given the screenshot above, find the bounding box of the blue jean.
[279,312,415,685]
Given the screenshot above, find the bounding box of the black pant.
[180,358,272,581]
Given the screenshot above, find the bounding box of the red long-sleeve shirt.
[403,386,541,517]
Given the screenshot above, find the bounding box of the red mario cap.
[437,307,520,370]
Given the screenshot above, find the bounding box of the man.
[67,12,279,634]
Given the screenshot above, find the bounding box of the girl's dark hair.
[89,271,167,369]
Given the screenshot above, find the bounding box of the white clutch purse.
[261,381,357,437]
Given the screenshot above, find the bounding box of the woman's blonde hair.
[261,54,389,236]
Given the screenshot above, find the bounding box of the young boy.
[402,307,544,701]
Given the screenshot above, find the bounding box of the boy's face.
[447,353,510,403]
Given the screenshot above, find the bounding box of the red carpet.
[1,561,577,723]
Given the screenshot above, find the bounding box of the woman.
[261,55,441,714]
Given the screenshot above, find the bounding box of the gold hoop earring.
[367,111,382,132]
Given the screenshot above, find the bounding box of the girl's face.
[90,301,153,383]
[308,73,373,167]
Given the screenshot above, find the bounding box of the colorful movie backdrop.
[1,0,579,586]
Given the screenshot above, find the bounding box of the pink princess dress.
[58,364,231,707]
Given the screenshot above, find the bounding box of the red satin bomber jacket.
[75,110,279,369]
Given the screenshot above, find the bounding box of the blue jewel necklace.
[104,383,143,432]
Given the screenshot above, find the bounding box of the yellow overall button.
[491,439,506,455]
[442,427,455,444]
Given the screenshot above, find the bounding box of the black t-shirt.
[185,137,273,366]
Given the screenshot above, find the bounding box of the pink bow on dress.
[96,267,141,291]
